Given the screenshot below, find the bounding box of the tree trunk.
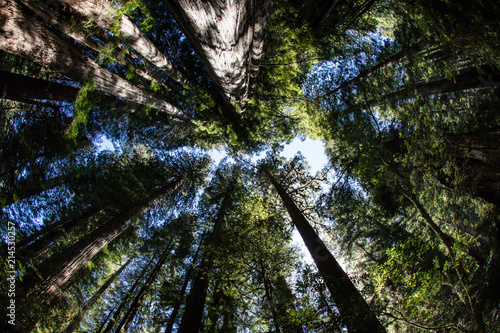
[0,70,78,103]
[24,178,183,297]
[164,236,204,333]
[65,257,135,333]
[18,207,102,259]
[265,172,386,333]
[321,41,435,100]
[394,177,486,332]
[101,256,156,333]
[0,1,189,122]
[360,65,500,109]
[177,198,228,333]
[56,0,189,84]
[19,0,171,92]
[165,0,269,106]
[115,243,175,332]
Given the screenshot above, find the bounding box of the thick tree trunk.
[19,0,171,92]
[65,257,135,333]
[265,172,386,333]
[0,1,189,122]
[18,207,102,259]
[24,178,183,297]
[0,70,78,103]
[165,0,269,106]
[177,198,228,333]
[56,0,189,84]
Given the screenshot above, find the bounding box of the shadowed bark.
[0,1,189,122]
[0,70,78,103]
[65,257,135,333]
[23,178,183,299]
[57,0,189,84]
[164,236,204,333]
[165,0,269,106]
[264,171,387,333]
[177,198,228,333]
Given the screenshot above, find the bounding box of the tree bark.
[0,1,189,122]
[24,178,183,297]
[18,207,102,259]
[115,243,174,332]
[65,257,135,333]
[19,0,172,93]
[0,70,78,103]
[165,0,269,106]
[177,198,228,333]
[101,256,156,333]
[56,0,189,84]
[164,237,204,333]
[265,171,386,333]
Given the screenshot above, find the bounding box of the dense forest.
[1,0,499,332]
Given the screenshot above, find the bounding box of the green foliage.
[372,237,467,331]
[68,81,96,143]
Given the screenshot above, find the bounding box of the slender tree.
[259,158,386,333]
[65,256,135,333]
[177,197,228,333]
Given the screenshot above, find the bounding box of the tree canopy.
[1,0,499,332]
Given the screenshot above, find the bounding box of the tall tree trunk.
[164,236,204,333]
[65,257,135,333]
[394,179,486,332]
[115,243,175,332]
[265,172,387,333]
[0,70,78,103]
[321,41,434,100]
[177,198,228,333]
[0,1,189,122]
[19,0,171,92]
[56,0,188,84]
[18,206,102,259]
[359,65,500,109]
[101,256,156,333]
[23,178,183,297]
[165,0,269,106]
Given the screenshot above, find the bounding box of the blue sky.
[208,136,328,173]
